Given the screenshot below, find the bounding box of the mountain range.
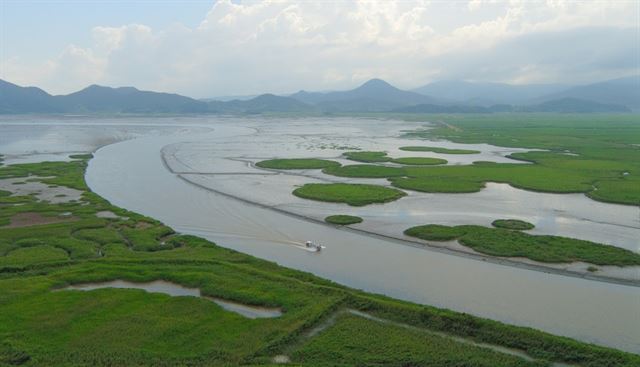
[1,76,637,115]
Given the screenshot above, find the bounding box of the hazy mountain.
[55,85,209,113]
[0,80,61,113]
[537,76,640,110]
[1,78,635,114]
[210,94,314,114]
[290,78,439,112]
[412,80,567,105]
[0,80,210,114]
[202,94,259,102]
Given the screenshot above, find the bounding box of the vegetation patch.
[492,219,535,230]
[323,164,405,178]
[405,224,640,266]
[400,146,480,154]
[343,151,390,163]
[324,215,363,225]
[399,115,640,206]
[293,183,406,206]
[291,313,540,367]
[390,177,484,193]
[391,157,448,165]
[255,158,340,170]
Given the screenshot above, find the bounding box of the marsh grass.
[291,313,543,367]
[343,151,390,163]
[401,114,640,205]
[293,183,406,206]
[323,164,405,178]
[492,219,535,230]
[324,215,363,225]
[255,159,340,170]
[0,159,637,366]
[391,157,448,165]
[400,146,480,154]
[405,224,640,266]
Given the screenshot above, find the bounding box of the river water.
[1,115,639,353]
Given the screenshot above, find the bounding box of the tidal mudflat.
[82,116,640,352]
[1,115,639,354]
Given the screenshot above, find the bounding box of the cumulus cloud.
[1,0,638,97]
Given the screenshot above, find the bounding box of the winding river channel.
[1,115,639,353]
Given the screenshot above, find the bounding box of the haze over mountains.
[1,76,637,115]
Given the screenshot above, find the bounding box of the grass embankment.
[492,219,535,230]
[255,158,340,170]
[0,159,638,366]
[293,183,406,206]
[404,224,640,266]
[324,215,363,225]
[400,146,480,154]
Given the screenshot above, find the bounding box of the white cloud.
[1,0,638,96]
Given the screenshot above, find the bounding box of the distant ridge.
[55,85,209,113]
[290,78,440,112]
[411,80,567,105]
[536,76,640,110]
[0,80,62,113]
[0,77,636,114]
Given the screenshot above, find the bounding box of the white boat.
[305,240,323,252]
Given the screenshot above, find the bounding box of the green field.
[399,146,480,154]
[0,159,638,366]
[323,164,405,178]
[293,183,406,206]
[404,224,640,266]
[255,158,340,170]
[324,215,363,225]
[492,219,535,230]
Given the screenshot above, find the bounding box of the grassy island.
[391,157,448,165]
[404,224,640,266]
[324,215,363,225]
[343,151,391,163]
[293,183,406,206]
[323,164,405,178]
[492,219,535,230]
[256,158,340,170]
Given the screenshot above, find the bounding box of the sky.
[1,0,638,98]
